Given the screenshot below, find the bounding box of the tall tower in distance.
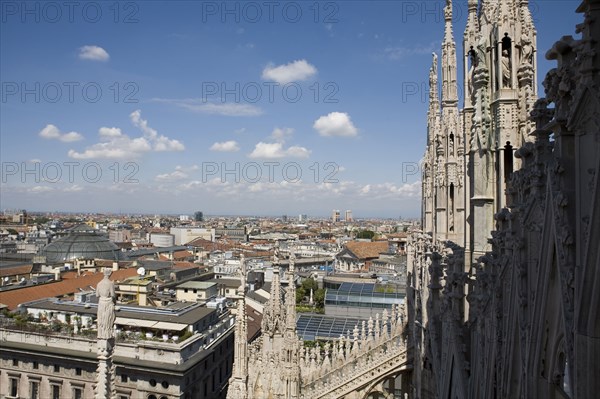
[331,210,340,223]
[344,210,353,222]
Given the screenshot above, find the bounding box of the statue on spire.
[444,0,452,21]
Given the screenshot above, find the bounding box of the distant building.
[108,229,131,243]
[323,281,404,319]
[170,227,214,245]
[179,215,190,222]
[194,211,204,222]
[176,281,218,302]
[331,210,340,223]
[39,224,122,264]
[298,214,307,222]
[335,241,390,272]
[1,299,234,399]
[214,227,246,242]
[344,210,353,222]
[149,233,175,248]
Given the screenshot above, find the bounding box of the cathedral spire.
[262,259,284,336]
[463,0,479,109]
[464,0,479,40]
[282,252,301,398]
[285,253,297,331]
[441,0,458,107]
[227,255,248,399]
[427,52,439,145]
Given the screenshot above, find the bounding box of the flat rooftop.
[176,281,217,290]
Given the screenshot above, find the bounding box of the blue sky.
[0,1,581,218]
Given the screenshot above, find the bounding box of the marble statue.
[96,268,116,340]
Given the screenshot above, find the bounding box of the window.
[12,358,18,367]
[161,381,169,389]
[121,374,128,383]
[149,379,157,387]
[30,381,40,399]
[9,377,18,397]
[51,384,61,399]
[33,361,39,369]
[76,367,82,376]
[73,387,83,399]
[148,395,157,399]
[54,364,60,372]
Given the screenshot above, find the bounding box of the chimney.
[54,269,61,282]
[112,261,119,271]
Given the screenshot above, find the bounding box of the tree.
[314,289,325,309]
[356,230,375,240]
[301,278,318,292]
[296,287,306,304]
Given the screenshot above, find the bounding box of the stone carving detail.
[409,1,600,398]
[228,260,409,399]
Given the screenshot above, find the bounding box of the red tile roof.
[172,262,199,270]
[0,264,33,278]
[344,241,389,260]
[0,268,137,311]
[172,250,192,260]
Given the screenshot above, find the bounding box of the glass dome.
[40,224,122,264]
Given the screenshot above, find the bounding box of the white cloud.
[313,112,358,137]
[270,127,294,143]
[248,142,285,159]
[39,124,83,142]
[285,146,312,158]
[155,165,198,182]
[248,142,311,159]
[68,111,184,159]
[358,181,421,198]
[130,110,185,151]
[64,184,83,192]
[152,98,263,117]
[156,170,188,182]
[262,59,317,84]
[29,186,53,193]
[78,45,110,62]
[99,127,122,138]
[210,141,240,152]
[68,136,151,159]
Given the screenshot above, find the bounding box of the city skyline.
[0,1,579,217]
